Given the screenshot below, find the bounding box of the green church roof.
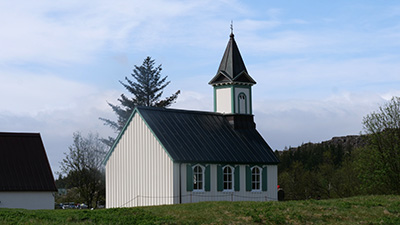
[103,106,279,165]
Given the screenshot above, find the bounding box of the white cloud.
[247,55,400,101]
[173,90,212,112]
[254,91,391,150]
[1,0,400,174]
[0,67,122,174]
[0,1,106,64]
[0,0,247,175]
[0,71,120,126]
[0,1,191,64]
[0,71,97,115]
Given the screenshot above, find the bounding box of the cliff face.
[322,135,366,149]
[280,134,367,153]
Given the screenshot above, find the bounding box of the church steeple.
[209,33,256,86]
[209,31,256,115]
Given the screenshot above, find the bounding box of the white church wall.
[0,192,55,210]
[105,113,175,208]
[267,165,278,201]
[216,87,232,113]
[180,164,278,203]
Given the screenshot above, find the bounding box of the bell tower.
[209,31,256,116]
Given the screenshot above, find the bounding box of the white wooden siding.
[216,88,232,113]
[0,192,55,209]
[180,164,278,203]
[106,113,175,208]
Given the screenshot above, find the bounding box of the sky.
[1,0,400,174]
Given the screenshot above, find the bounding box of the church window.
[223,166,234,191]
[251,166,261,191]
[193,165,204,191]
[238,93,247,114]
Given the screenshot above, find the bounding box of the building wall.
[216,87,232,113]
[215,86,252,115]
[234,87,251,114]
[105,113,175,208]
[0,192,54,209]
[180,164,278,203]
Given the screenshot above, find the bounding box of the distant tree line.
[277,97,400,200]
[276,140,361,200]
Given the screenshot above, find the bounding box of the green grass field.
[1,195,399,224]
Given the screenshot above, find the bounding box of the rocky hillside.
[322,134,366,149]
[285,134,367,152]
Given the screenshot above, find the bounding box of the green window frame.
[186,164,210,192]
[218,165,240,192]
[262,166,268,191]
[246,165,267,192]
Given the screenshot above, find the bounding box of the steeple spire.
[209,30,256,115]
[209,31,256,86]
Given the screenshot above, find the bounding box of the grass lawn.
[0,195,399,224]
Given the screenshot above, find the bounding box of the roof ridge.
[0,132,40,137]
[136,106,223,116]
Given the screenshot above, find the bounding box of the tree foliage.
[60,132,107,208]
[277,97,400,200]
[276,140,361,200]
[357,96,400,194]
[100,56,180,134]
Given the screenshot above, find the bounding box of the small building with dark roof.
[104,32,279,208]
[0,132,57,209]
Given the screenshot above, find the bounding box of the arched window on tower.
[238,93,247,114]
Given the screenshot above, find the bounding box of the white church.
[103,32,280,208]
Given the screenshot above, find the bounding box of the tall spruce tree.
[100,57,180,145]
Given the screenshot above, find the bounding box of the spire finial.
[230,20,234,38]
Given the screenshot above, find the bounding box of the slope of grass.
[1,195,399,224]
